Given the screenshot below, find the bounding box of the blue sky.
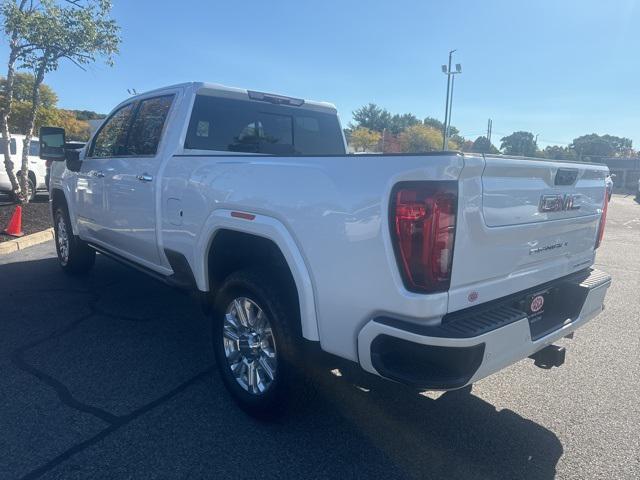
[3,0,640,148]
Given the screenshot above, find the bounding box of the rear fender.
[194,209,319,341]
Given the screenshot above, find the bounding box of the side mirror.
[39,126,66,161]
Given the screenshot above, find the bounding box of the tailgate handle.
[555,168,578,186]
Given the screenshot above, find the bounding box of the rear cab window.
[185,94,345,155]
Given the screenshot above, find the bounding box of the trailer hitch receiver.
[529,344,566,369]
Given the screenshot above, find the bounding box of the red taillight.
[595,186,608,249]
[390,181,458,293]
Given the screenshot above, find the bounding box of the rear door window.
[127,95,174,156]
[185,95,345,155]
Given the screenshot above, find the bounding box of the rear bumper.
[357,268,611,390]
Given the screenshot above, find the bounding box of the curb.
[0,228,54,255]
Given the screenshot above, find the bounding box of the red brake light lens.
[390,181,458,293]
[595,186,608,249]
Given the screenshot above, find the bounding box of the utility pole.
[487,119,492,142]
[441,50,462,150]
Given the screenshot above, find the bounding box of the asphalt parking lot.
[0,194,638,480]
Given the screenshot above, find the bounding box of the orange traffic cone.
[3,205,24,237]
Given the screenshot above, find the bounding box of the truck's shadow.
[1,254,562,479]
[305,367,562,479]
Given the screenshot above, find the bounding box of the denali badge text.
[529,242,568,255]
[539,194,581,212]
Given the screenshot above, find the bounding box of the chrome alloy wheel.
[223,297,277,395]
[56,214,69,264]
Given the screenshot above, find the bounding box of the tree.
[1,72,58,134]
[349,127,381,152]
[70,109,104,121]
[54,109,91,140]
[423,116,464,146]
[1,74,96,140]
[0,0,39,197]
[388,113,420,134]
[351,103,392,132]
[500,131,538,157]
[3,0,120,202]
[398,124,442,153]
[460,139,474,152]
[0,72,57,107]
[542,145,577,161]
[569,134,633,161]
[471,136,499,154]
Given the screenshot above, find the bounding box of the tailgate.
[482,157,604,226]
[448,155,608,313]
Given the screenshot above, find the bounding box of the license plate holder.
[526,289,549,325]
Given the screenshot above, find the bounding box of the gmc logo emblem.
[539,194,581,212]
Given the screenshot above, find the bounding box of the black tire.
[53,204,96,275]
[212,268,305,417]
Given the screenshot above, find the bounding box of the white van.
[0,134,47,201]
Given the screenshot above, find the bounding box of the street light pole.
[441,50,462,150]
[442,50,455,150]
[447,74,456,143]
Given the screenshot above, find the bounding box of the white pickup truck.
[40,82,611,415]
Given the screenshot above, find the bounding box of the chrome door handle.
[92,170,105,178]
[136,173,153,182]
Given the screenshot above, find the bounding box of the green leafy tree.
[349,127,381,152]
[0,0,40,196]
[542,145,577,161]
[1,72,58,134]
[54,109,91,141]
[423,116,464,145]
[351,103,392,132]
[388,113,420,134]
[471,136,499,154]
[460,139,474,152]
[1,74,95,140]
[0,72,57,107]
[500,131,538,157]
[398,124,443,153]
[4,0,120,202]
[70,109,104,121]
[570,134,633,161]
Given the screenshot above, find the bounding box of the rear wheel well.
[207,230,301,333]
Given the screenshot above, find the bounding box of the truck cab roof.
[123,82,338,114]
